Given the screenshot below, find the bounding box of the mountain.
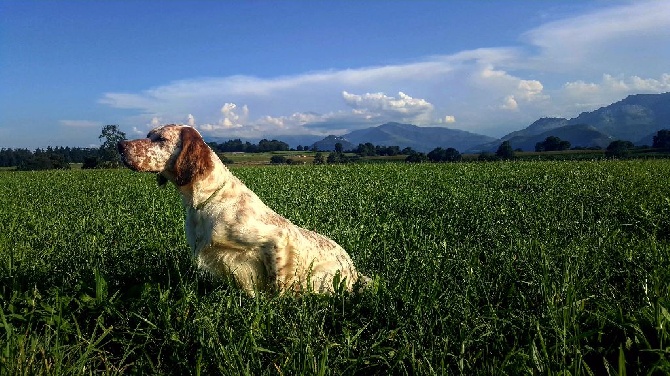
[504,124,613,151]
[312,122,496,152]
[567,92,670,142]
[471,118,569,152]
[312,135,356,152]
[471,92,670,152]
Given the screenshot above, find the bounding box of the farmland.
[1,161,669,374]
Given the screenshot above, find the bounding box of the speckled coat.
[118,124,369,295]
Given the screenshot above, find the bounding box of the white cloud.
[521,1,670,75]
[99,1,670,139]
[559,73,670,111]
[186,114,195,126]
[220,103,248,128]
[199,103,250,132]
[341,91,434,123]
[500,96,518,111]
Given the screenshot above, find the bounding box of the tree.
[82,156,100,169]
[605,140,634,159]
[99,124,126,167]
[405,152,427,163]
[652,129,670,150]
[427,147,461,162]
[313,152,325,165]
[16,153,70,171]
[354,142,376,156]
[478,152,497,161]
[535,136,571,152]
[334,142,343,153]
[496,141,515,160]
[269,155,286,164]
[326,152,341,164]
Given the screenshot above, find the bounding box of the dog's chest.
[185,208,215,253]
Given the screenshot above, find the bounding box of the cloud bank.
[100,1,670,139]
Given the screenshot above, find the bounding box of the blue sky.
[1,1,669,149]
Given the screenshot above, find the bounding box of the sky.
[1,0,670,149]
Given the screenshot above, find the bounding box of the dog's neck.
[177,151,233,209]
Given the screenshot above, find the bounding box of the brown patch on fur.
[298,227,337,250]
[275,239,298,289]
[173,127,214,186]
[118,139,151,171]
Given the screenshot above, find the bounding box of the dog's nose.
[117,141,126,153]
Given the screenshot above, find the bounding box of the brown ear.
[173,127,214,186]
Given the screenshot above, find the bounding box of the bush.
[270,155,287,164]
[605,140,634,159]
[653,129,670,150]
[496,141,515,160]
[405,152,428,163]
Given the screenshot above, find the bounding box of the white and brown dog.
[118,124,369,295]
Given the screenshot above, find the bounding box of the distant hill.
[312,135,355,152]
[471,92,670,152]
[567,92,670,142]
[471,118,569,152]
[312,122,496,152]
[502,124,613,151]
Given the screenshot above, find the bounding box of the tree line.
[5,126,670,170]
[0,146,99,170]
[1,124,128,170]
[209,138,290,153]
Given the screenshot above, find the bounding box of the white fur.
[118,124,369,295]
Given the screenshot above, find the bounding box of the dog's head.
[117,124,213,186]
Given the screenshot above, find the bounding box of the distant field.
[1,161,669,374]
[223,151,316,164]
[220,150,406,165]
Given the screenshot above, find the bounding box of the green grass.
[1,161,669,374]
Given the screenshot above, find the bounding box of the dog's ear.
[173,127,214,186]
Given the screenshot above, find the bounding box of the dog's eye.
[149,135,167,142]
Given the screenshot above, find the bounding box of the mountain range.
[207,92,670,154]
[312,122,496,153]
[308,92,670,153]
[470,92,670,152]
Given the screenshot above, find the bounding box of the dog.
[117,124,369,295]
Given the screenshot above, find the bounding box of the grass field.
[1,161,669,375]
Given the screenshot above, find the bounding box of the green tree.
[495,141,515,160]
[326,152,340,164]
[652,129,670,150]
[427,147,461,162]
[312,152,325,165]
[605,140,634,159]
[355,142,376,156]
[478,152,497,161]
[270,155,286,164]
[99,124,126,167]
[535,136,571,152]
[405,152,427,163]
[16,153,70,171]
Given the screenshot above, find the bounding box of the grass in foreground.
[1,160,669,375]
